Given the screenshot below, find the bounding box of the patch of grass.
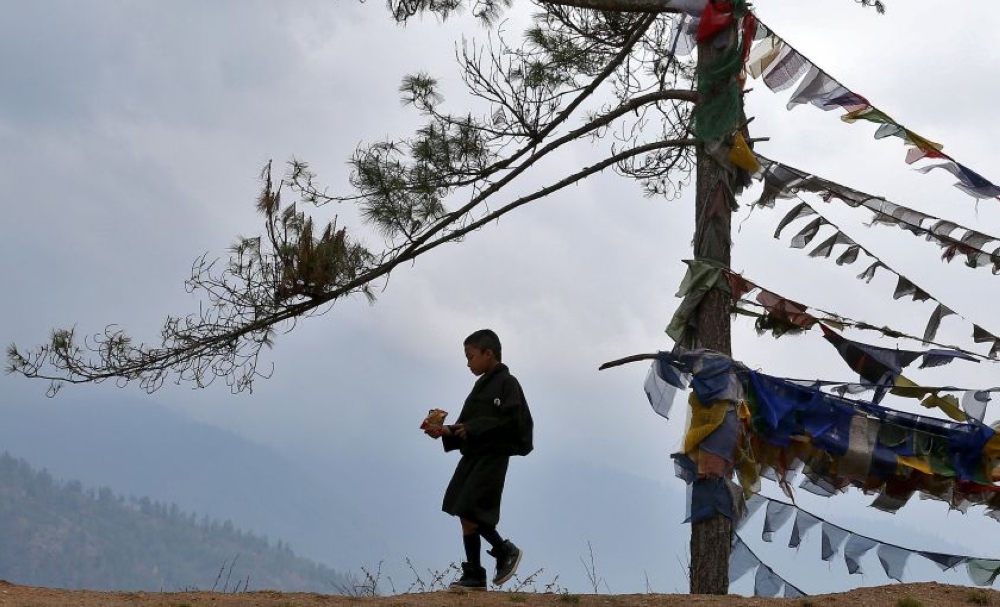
[508,593,528,603]
[799,600,817,607]
[559,592,581,604]
[969,590,993,605]
[897,597,923,607]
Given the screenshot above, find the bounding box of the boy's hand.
[424,424,465,439]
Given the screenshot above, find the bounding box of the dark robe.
[441,363,533,526]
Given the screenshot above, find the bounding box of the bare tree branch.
[9,7,707,393]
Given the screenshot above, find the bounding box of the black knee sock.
[479,526,504,551]
[463,533,482,567]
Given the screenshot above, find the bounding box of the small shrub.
[507,568,544,592]
[509,593,528,603]
[404,558,459,593]
[335,561,384,597]
[559,592,581,604]
[897,597,922,607]
[969,591,993,606]
[542,574,567,595]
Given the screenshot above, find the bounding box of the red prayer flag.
[696,1,734,43]
[740,13,757,64]
[756,290,818,329]
[723,270,755,300]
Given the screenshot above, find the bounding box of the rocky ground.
[0,580,996,607]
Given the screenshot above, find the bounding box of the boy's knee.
[460,518,479,534]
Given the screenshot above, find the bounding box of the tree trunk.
[687,2,739,595]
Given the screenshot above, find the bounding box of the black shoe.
[449,562,487,592]
[488,539,522,586]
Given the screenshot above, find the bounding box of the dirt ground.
[0,580,996,607]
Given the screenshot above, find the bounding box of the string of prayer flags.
[730,534,808,597]
[665,350,1000,520]
[660,347,1000,576]
[746,18,1000,201]
[742,493,1000,587]
[645,355,999,426]
[821,325,978,384]
[752,156,1000,274]
[745,369,1000,511]
[668,260,1000,390]
[916,163,1000,200]
[735,304,1000,423]
[821,324,978,418]
[763,195,1000,351]
[657,348,1000,593]
[718,266,997,365]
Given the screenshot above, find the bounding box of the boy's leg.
[480,525,522,586]
[450,518,487,592]
[461,519,481,567]
[478,526,504,550]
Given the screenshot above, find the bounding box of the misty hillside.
[0,452,349,592]
[0,395,694,591]
[0,396,386,572]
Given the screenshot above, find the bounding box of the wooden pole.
[687,1,740,595]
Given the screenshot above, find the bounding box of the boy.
[425,329,533,591]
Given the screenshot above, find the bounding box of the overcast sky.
[3,0,1000,595]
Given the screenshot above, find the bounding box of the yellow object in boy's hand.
[420,408,448,431]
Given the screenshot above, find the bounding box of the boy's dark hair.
[464,329,502,362]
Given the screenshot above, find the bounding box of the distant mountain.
[0,396,387,572]
[0,394,694,593]
[0,452,350,591]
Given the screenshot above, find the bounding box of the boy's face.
[464,344,496,376]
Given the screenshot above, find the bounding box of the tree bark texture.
[687,2,739,595]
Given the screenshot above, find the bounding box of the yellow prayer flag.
[728,132,760,172]
[984,435,1000,461]
[841,106,892,125]
[905,130,943,153]
[683,393,731,454]
[890,374,925,399]
[897,455,933,475]
[892,375,967,421]
[920,393,966,421]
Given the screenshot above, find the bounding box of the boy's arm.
[441,424,464,452]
